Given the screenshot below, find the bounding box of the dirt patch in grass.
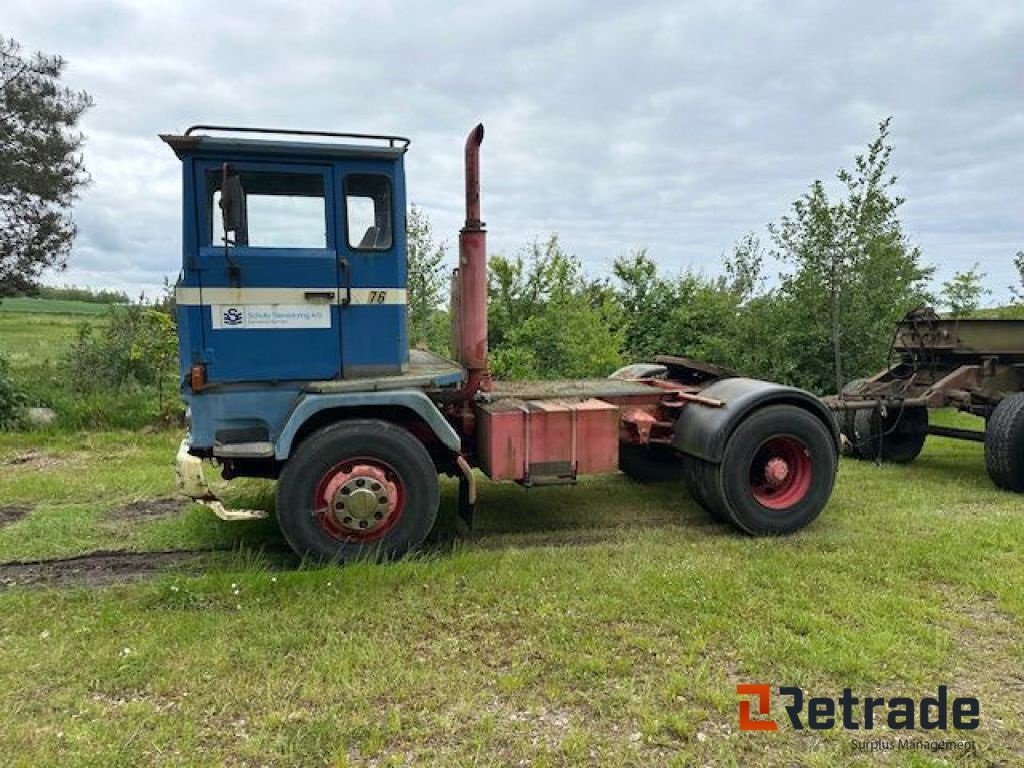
[106,497,189,522]
[1,449,70,469]
[0,506,30,527]
[944,589,1024,763]
[0,549,215,589]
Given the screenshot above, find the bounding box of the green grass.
[0,311,83,377]
[0,412,1020,766]
[0,296,116,315]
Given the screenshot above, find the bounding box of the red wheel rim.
[313,457,405,542]
[749,436,813,510]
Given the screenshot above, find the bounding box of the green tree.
[0,353,27,430]
[612,248,677,361]
[612,235,768,372]
[405,204,449,351]
[1010,250,1024,304]
[0,36,92,295]
[768,118,933,393]
[488,235,623,379]
[941,263,989,317]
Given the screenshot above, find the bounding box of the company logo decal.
[737,684,979,753]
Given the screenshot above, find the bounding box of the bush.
[0,354,28,430]
[59,304,181,428]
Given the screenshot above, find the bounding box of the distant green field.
[0,296,115,315]
[0,311,85,377]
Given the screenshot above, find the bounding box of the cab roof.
[160,125,409,162]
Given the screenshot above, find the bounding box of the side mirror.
[219,165,247,242]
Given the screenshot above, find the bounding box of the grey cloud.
[5,0,1022,302]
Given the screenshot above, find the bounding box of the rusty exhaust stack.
[456,123,490,394]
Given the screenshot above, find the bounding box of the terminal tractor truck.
[166,124,839,561]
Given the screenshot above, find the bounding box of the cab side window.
[207,169,327,249]
[345,174,392,250]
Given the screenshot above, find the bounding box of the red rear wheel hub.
[313,457,404,542]
[749,436,813,510]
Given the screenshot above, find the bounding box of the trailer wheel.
[706,405,836,535]
[276,419,439,562]
[838,378,866,457]
[985,393,1024,492]
[852,406,928,464]
[620,444,685,483]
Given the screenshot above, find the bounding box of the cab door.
[191,161,342,383]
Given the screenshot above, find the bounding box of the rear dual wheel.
[619,443,685,483]
[276,419,439,562]
[682,405,836,535]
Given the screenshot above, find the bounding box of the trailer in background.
[825,307,1024,491]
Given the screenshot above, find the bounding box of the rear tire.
[702,405,836,536]
[682,455,728,523]
[619,444,684,484]
[985,394,1024,492]
[276,419,439,562]
[852,406,928,464]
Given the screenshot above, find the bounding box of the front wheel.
[701,405,836,535]
[276,419,439,562]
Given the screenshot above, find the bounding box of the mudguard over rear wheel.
[689,405,836,535]
[276,419,439,562]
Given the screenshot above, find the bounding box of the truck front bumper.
[175,437,268,521]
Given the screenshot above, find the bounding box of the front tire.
[702,405,836,535]
[985,394,1024,492]
[276,419,439,562]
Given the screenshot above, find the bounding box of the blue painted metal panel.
[188,386,301,448]
[185,386,460,457]
[335,158,408,376]
[192,160,341,383]
[169,134,430,461]
[275,390,461,458]
[173,146,411,386]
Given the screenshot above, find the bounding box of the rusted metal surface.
[475,398,619,482]
[895,312,1024,358]
[826,307,1024,430]
[454,124,490,395]
[654,355,737,383]
[488,378,660,402]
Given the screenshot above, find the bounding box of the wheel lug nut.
[374,511,383,520]
[359,520,368,529]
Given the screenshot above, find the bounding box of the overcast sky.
[7,0,1023,303]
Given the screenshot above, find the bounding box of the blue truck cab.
[164,127,467,551]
